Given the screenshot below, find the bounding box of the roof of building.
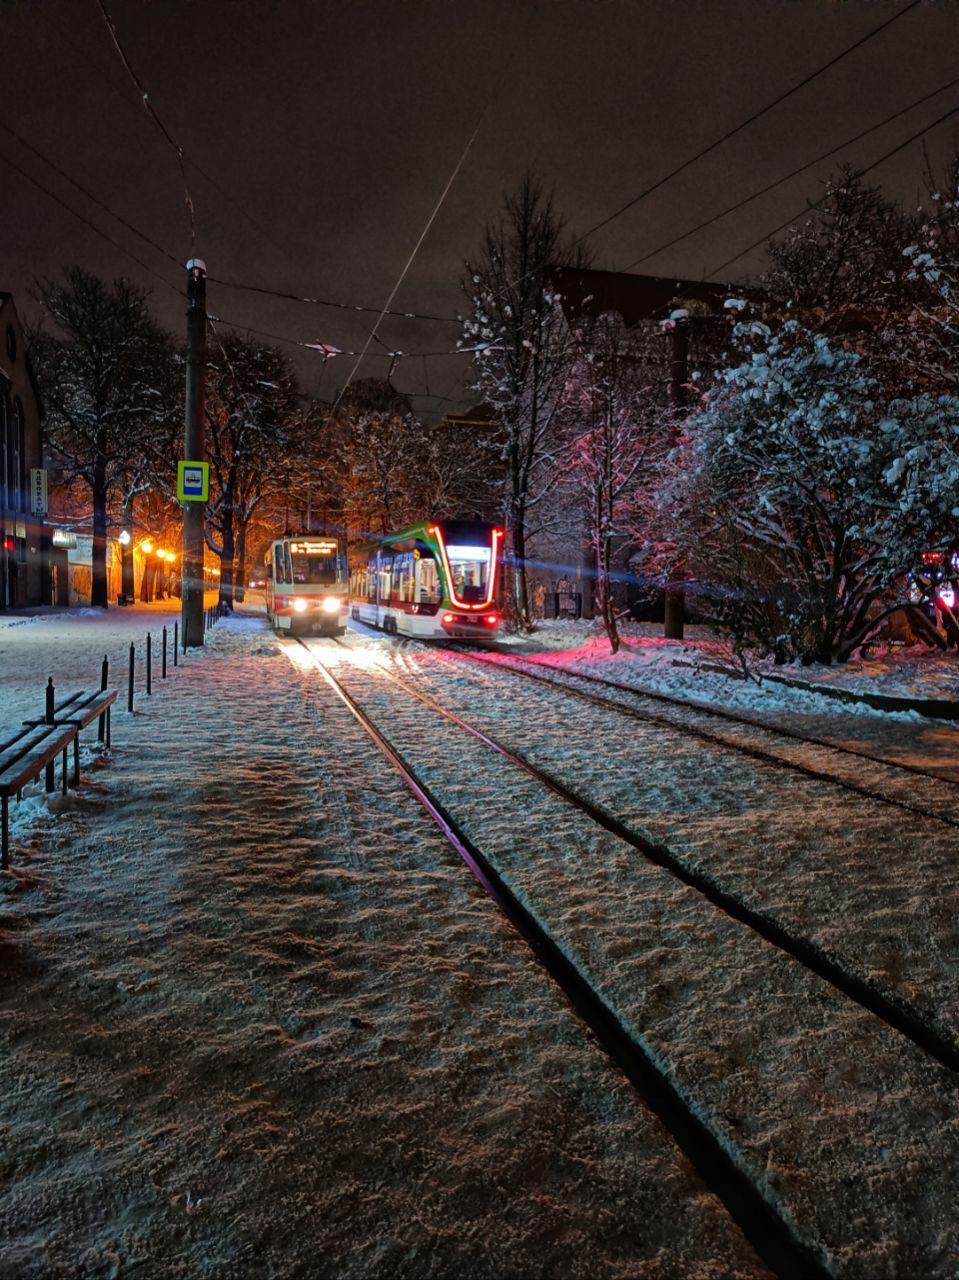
[546,266,734,326]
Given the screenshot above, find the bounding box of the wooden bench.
[0,722,78,869]
[2,686,119,869]
[23,688,119,786]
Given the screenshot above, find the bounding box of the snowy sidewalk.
[0,608,760,1279]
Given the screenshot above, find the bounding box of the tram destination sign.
[290,539,338,554]
[177,460,209,502]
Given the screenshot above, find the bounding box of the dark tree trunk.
[235,519,247,604]
[91,451,109,608]
[599,536,620,654]
[511,520,529,625]
[218,511,236,609]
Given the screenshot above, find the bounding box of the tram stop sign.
[177,460,209,502]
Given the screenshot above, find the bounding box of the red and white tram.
[350,519,504,641]
[265,534,349,635]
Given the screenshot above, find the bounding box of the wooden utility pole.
[181,259,207,648]
[663,316,689,640]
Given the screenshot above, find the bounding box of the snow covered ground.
[2,602,958,1277]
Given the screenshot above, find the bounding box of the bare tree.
[339,378,419,538]
[562,314,676,652]
[29,268,178,606]
[462,174,588,625]
[203,332,300,607]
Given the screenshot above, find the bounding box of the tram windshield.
[447,544,491,602]
[289,539,342,585]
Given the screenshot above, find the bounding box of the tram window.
[448,544,491,601]
[395,551,415,602]
[417,557,441,604]
[274,547,286,583]
[291,550,339,584]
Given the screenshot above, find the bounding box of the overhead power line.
[0,143,183,296]
[0,113,182,269]
[208,311,475,362]
[331,121,482,415]
[1,111,465,334]
[706,98,959,280]
[578,0,922,246]
[95,0,197,248]
[207,275,461,324]
[622,75,959,272]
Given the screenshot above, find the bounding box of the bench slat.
[0,728,77,796]
[22,689,118,732]
[0,725,70,772]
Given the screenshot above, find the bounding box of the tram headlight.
[293,598,308,613]
[321,596,341,614]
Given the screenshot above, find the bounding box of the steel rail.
[481,648,959,789]
[295,637,832,1280]
[357,649,959,1078]
[439,649,959,834]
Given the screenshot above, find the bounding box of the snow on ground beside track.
[0,603,763,1279]
[384,644,959,1274]
[505,620,959,785]
[511,619,959,705]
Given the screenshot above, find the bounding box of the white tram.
[349,519,504,641]
[265,534,349,635]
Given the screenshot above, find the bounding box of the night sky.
[3,0,958,417]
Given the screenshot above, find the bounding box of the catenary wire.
[94,0,197,249]
[207,276,461,324]
[706,98,959,280]
[0,144,184,297]
[578,0,922,247]
[0,114,183,270]
[621,74,959,272]
[0,108,461,327]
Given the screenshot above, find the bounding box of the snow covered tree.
[203,332,300,607]
[903,145,959,393]
[29,268,178,606]
[764,165,919,314]
[562,313,676,652]
[673,312,957,663]
[461,174,588,625]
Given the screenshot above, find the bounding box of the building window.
[12,400,24,512]
[0,385,9,512]
[4,326,15,363]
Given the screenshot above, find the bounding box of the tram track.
[295,635,831,1280]
[432,646,959,832]
[345,641,959,1074]
[295,634,957,1274]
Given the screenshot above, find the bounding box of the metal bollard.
[45,677,55,792]
[98,655,108,743]
[162,626,168,679]
[128,642,135,713]
[146,633,152,696]
[174,620,179,666]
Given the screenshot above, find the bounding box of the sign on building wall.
[30,468,48,515]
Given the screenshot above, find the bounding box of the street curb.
[671,658,959,722]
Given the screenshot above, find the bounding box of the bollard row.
[125,605,224,712]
